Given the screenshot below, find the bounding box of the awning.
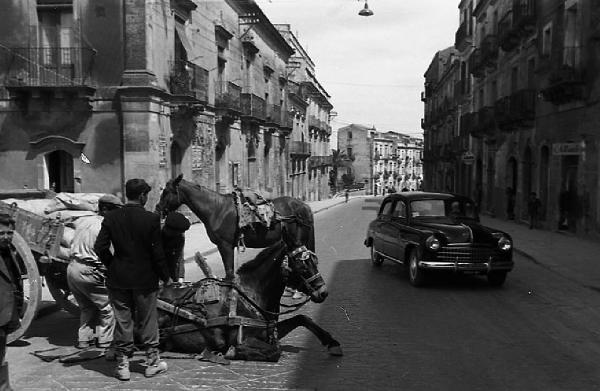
[175,23,193,55]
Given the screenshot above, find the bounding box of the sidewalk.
[182,195,352,261]
[480,216,600,290]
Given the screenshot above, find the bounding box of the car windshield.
[410,198,477,219]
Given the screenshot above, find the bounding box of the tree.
[330,149,352,193]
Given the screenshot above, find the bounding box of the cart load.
[0,192,108,343]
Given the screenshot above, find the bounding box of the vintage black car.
[364,192,514,287]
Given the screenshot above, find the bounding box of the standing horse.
[156,174,315,280]
[158,241,342,358]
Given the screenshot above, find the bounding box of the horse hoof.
[328,345,343,356]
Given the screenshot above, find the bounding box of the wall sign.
[552,142,584,156]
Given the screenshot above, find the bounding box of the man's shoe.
[76,340,92,349]
[114,357,130,381]
[144,360,168,377]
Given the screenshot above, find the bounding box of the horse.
[156,174,315,281]
[157,241,343,359]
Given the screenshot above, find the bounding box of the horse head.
[286,246,328,303]
[156,174,184,217]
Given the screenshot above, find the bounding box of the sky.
[255,0,460,139]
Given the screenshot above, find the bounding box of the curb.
[184,198,348,263]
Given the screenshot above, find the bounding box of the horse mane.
[237,241,287,274]
[180,179,233,205]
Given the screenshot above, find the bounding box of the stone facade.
[423,0,600,238]
[0,0,334,209]
[337,124,375,192]
[372,132,424,193]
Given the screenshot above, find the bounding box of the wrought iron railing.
[265,103,281,125]
[215,81,242,112]
[289,141,311,156]
[169,60,209,102]
[4,47,95,87]
[241,93,266,120]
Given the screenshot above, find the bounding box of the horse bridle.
[286,246,324,297]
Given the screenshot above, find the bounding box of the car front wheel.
[370,244,383,266]
[488,271,507,287]
[408,248,426,287]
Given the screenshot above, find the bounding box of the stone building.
[0,0,333,208]
[423,0,600,237]
[337,124,375,193]
[276,24,333,201]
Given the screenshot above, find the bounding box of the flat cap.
[98,194,123,206]
[0,213,15,227]
[164,212,191,232]
[125,178,152,199]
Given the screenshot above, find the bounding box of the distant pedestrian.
[162,211,191,283]
[506,187,515,220]
[527,192,541,229]
[558,185,570,230]
[345,189,349,203]
[67,194,122,356]
[0,214,22,391]
[95,179,172,381]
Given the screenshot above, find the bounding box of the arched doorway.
[46,150,74,192]
[521,146,533,219]
[539,146,549,220]
[170,143,183,179]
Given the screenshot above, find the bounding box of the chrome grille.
[436,246,497,263]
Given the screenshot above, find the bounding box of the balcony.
[241,34,259,56]
[241,93,266,121]
[469,49,485,78]
[280,110,294,131]
[4,47,95,94]
[498,10,520,52]
[512,0,536,35]
[421,91,427,102]
[265,103,281,126]
[308,155,333,168]
[470,107,496,139]
[454,21,472,51]
[480,34,499,67]
[307,115,320,129]
[215,81,242,114]
[509,89,536,125]
[169,60,209,103]
[289,141,311,157]
[541,47,585,105]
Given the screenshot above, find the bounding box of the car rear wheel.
[370,245,383,266]
[408,248,426,287]
[487,271,507,287]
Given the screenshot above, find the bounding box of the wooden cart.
[0,200,80,343]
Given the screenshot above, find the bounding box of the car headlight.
[498,236,512,251]
[425,235,441,251]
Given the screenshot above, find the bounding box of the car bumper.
[418,260,514,273]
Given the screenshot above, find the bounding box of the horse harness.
[159,246,321,346]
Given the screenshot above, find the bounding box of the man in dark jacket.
[0,213,22,391]
[94,179,171,381]
[161,212,191,282]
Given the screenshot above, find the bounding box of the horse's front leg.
[276,315,343,356]
[218,244,236,281]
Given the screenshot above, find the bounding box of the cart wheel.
[46,274,80,317]
[7,231,42,344]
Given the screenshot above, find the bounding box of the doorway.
[539,146,549,220]
[46,150,74,192]
[170,143,183,179]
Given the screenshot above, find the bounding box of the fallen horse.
[156,242,343,361]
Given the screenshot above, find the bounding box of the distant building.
[336,124,374,193]
[372,131,423,193]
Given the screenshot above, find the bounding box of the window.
[348,131,353,139]
[380,200,394,216]
[527,58,536,89]
[542,23,553,57]
[347,147,353,157]
[392,201,407,218]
